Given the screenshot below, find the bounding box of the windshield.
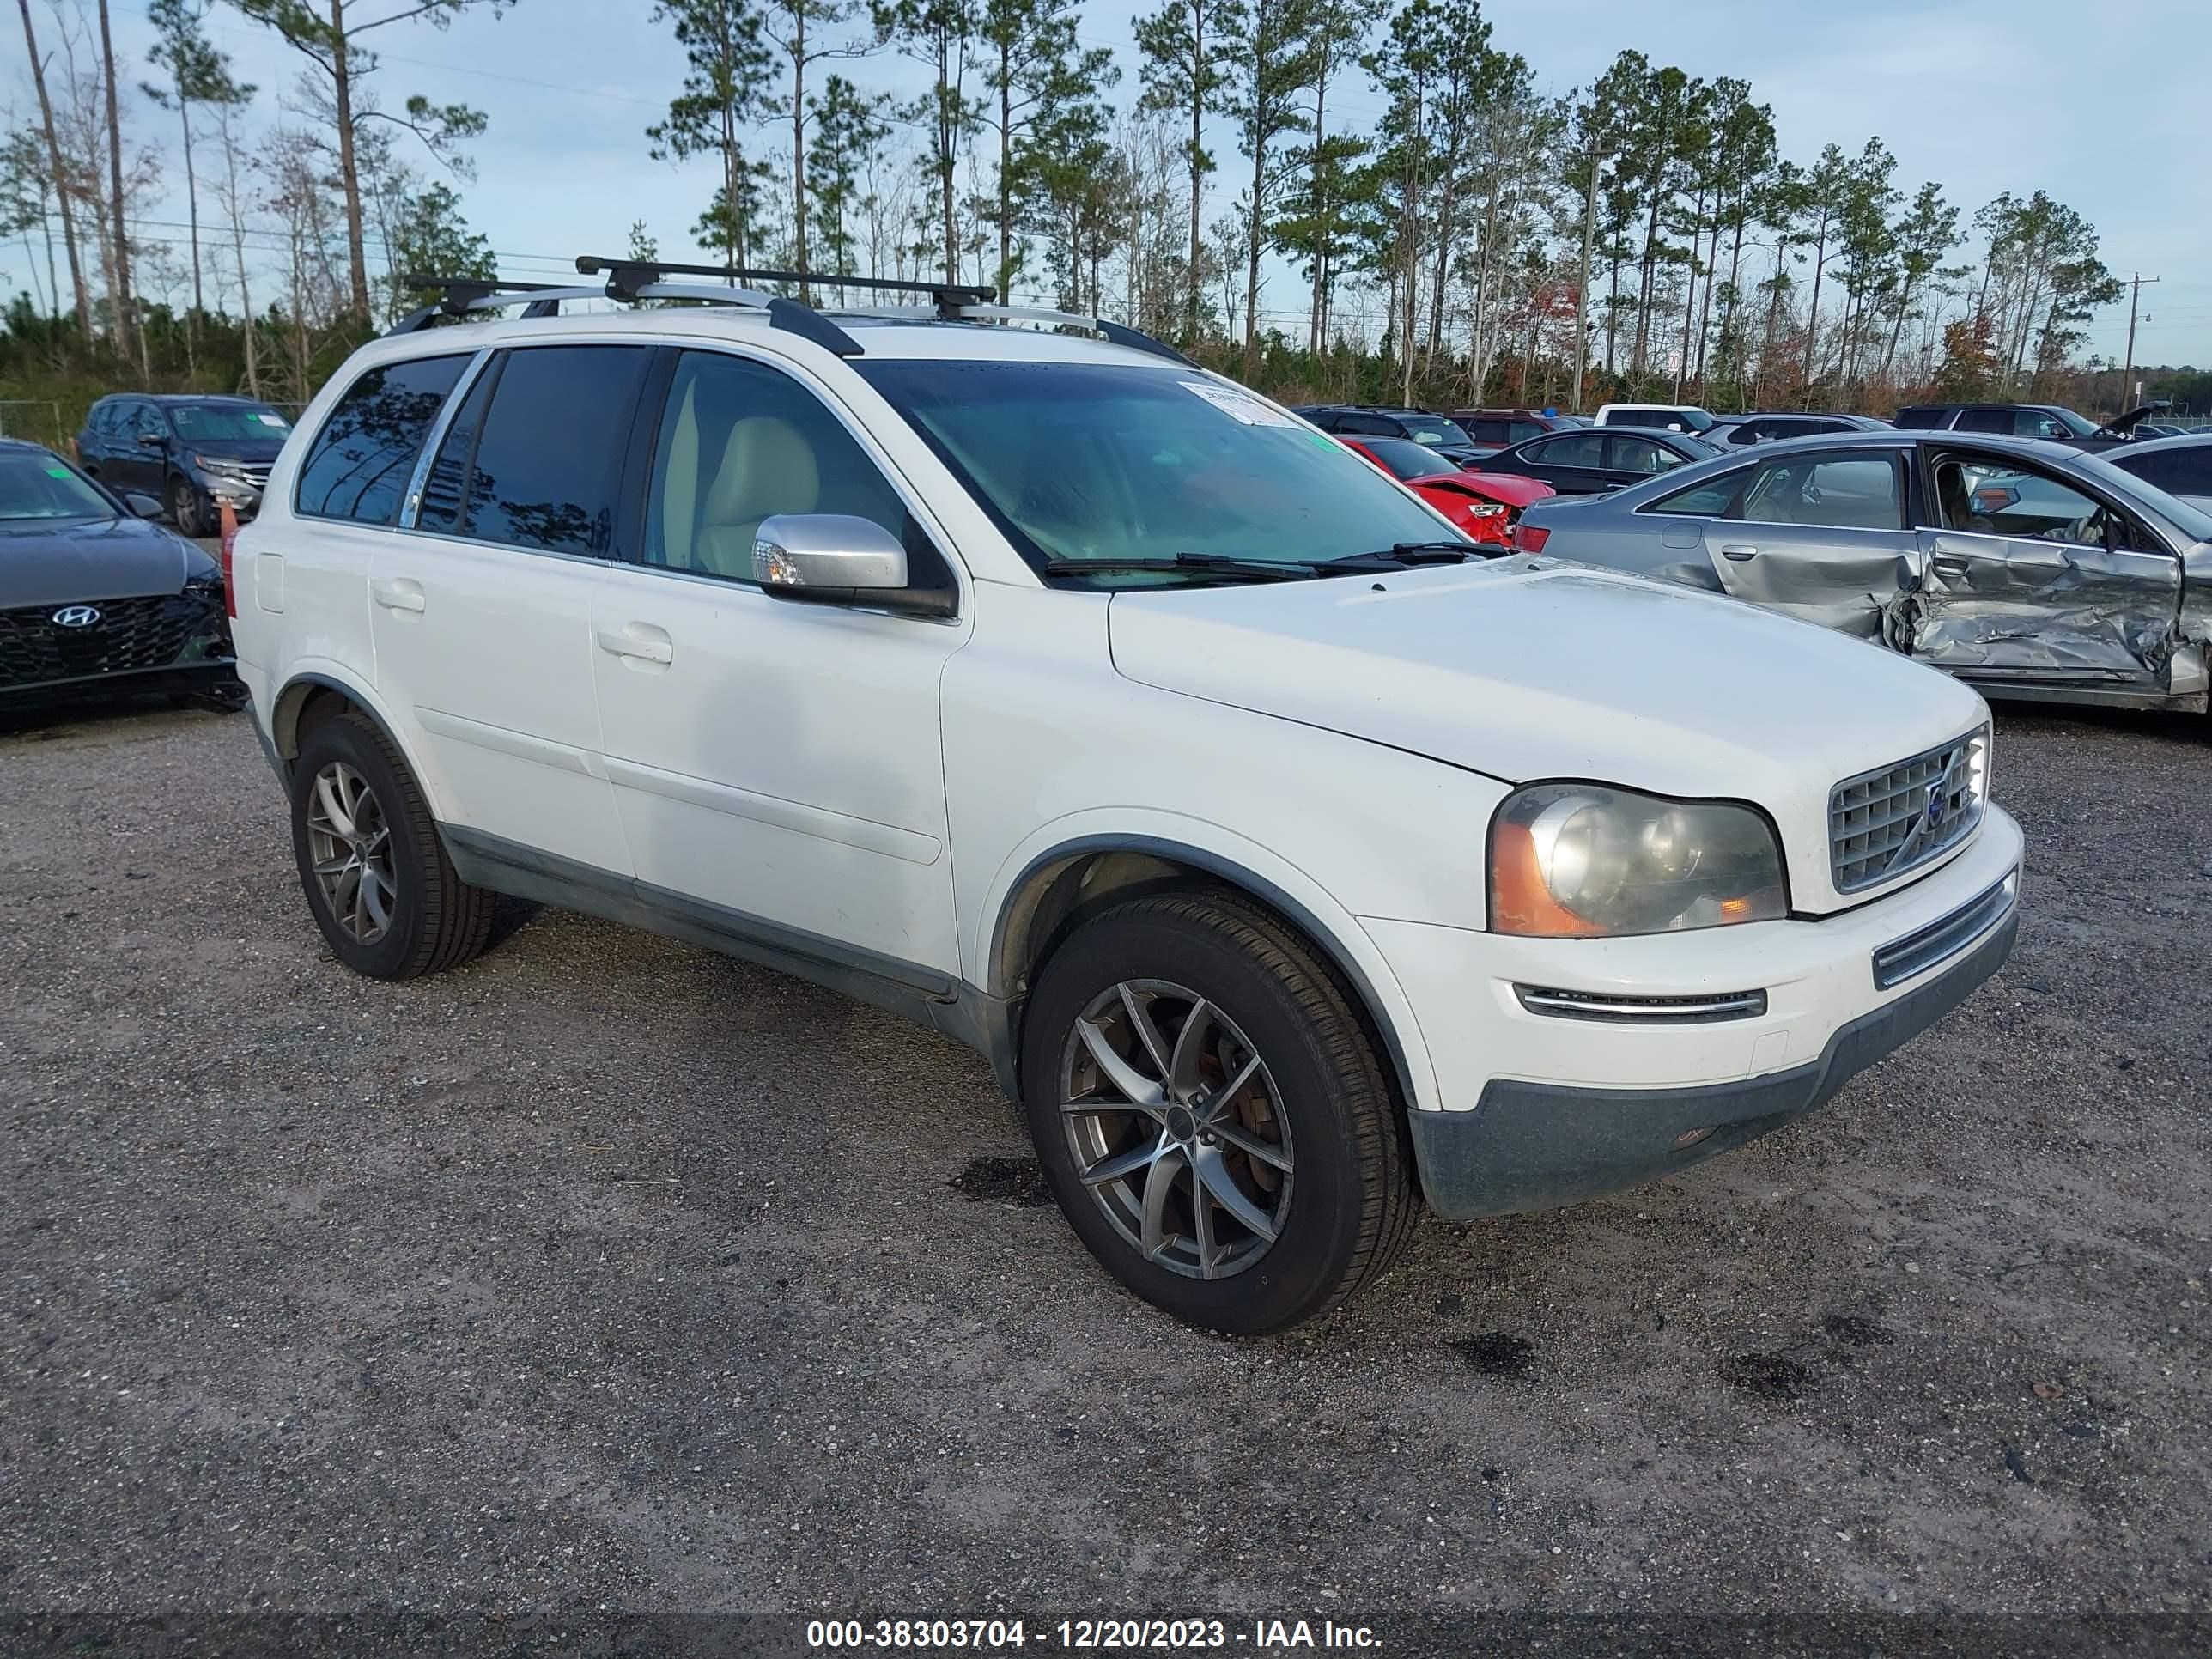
[2050,407,2102,438]
[854,361,1456,581]
[0,451,116,522]
[1358,437,1459,482]
[168,403,290,441]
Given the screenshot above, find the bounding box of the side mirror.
[753,514,953,617]
[137,431,166,447]
[123,491,164,519]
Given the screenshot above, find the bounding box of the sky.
[15,0,2212,372]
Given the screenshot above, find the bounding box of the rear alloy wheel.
[1022,891,1416,1334]
[289,709,494,980]
[169,476,207,538]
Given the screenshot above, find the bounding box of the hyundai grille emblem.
[51,605,101,628]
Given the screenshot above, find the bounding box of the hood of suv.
[1107,558,1992,912]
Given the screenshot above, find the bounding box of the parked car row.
[218,263,2033,1336]
[1510,429,2211,712]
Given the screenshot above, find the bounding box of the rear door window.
[431,345,653,556]
[295,355,471,525]
[1507,421,1545,443]
[1954,409,2012,434]
[1738,453,1903,530]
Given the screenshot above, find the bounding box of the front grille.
[0,592,223,689]
[1829,726,1989,893]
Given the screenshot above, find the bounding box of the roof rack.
[386,259,1198,368]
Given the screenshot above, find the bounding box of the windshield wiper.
[1042,553,1319,583]
[1321,541,1479,571]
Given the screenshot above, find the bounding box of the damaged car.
[1510,431,2212,712]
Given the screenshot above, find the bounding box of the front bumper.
[1405,899,2014,1217]
[193,471,264,519]
[1368,805,2023,1218]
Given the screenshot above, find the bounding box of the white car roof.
[347,304,1175,371]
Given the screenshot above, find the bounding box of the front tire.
[1021,891,1416,1334]
[169,476,207,538]
[289,710,494,979]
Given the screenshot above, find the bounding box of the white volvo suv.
[228,264,2022,1334]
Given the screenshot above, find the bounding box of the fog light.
[1673,1125,1716,1149]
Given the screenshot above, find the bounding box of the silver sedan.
[1510,430,2212,714]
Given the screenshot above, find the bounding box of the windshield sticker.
[1180,380,1298,428]
[46,466,71,478]
[256,412,289,428]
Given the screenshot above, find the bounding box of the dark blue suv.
[75,393,294,538]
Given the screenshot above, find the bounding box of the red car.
[1340,437,1554,548]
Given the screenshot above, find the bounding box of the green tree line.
[1,0,2173,446]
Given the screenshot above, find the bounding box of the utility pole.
[2119,272,2159,409]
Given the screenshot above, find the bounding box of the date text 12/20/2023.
[805,1619,1383,1650]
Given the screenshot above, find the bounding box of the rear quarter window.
[294,354,471,526]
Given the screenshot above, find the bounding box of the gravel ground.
[1,696,2208,1653]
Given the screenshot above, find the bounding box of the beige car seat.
[659,377,823,578]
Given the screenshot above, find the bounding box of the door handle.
[371,577,425,613]
[596,623,673,665]
[1931,556,1971,578]
[1718,544,1758,562]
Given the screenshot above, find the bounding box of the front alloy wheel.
[305,761,398,944]
[1022,891,1416,1334]
[170,477,206,538]
[1060,980,1294,1280]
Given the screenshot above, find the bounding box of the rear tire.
[290,709,494,979]
[1020,890,1416,1334]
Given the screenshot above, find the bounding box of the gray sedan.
[1511,430,2212,713]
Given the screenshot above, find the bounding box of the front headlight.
[1489,784,1787,938]
[192,453,246,476]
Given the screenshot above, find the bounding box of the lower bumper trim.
[1409,903,2018,1219]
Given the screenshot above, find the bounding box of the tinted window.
[2118,446,2212,497]
[1893,407,1946,430]
[1471,419,1510,444]
[1359,438,1457,482]
[1508,421,1544,443]
[1608,409,1668,428]
[453,346,650,555]
[1526,434,1605,468]
[295,355,469,525]
[647,349,912,581]
[1738,454,1901,529]
[415,364,498,535]
[1954,409,2012,434]
[1335,413,1393,436]
[1647,473,1742,516]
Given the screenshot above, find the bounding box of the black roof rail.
[575,255,994,316]
[389,260,1195,367]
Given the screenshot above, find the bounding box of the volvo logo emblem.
[1924,790,1947,831]
[51,605,101,628]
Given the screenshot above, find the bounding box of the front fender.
[975,811,1443,1116]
